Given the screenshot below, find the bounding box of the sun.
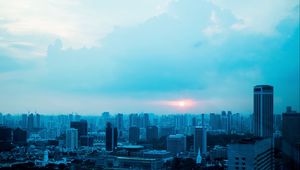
[178,101,185,107]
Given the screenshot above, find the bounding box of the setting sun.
[178,101,185,107]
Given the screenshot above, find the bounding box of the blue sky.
[0,0,299,114]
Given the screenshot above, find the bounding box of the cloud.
[0,0,299,114]
[0,0,173,59]
[211,0,299,34]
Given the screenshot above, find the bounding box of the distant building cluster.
[0,85,299,169]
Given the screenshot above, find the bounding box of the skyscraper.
[139,113,150,128]
[27,113,34,130]
[129,126,140,144]
[146,126,158,142]
[129,113,139,127]
[253,85,274,137]
[282,107,300,170]
[66,128,78,151]
[115,113,124,130]
[70,120,88,146]
[21,114,27,129]
[35,113,40,128]
[221,111,228,132]
[194,126,207,155]
[106,122,117,151]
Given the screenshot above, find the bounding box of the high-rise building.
[21,114,27,129]
[115,113,124,130]
[282,107,300,170]
[129,126,140,144]
[192,117,197,127]
[167,134,186,155]
[35,113,40,128]
[227,138,273,170]
[66,128,78,151]
[139,113,150,128]
[129,113,139,127]
[102,112,110,124]
[227,111,232,134]
[231,113,241,133]
[160,127,175,137]
[70,120,88,146]
[146,126,158,142]
[80,135,94,147]
[194,126,207,155]
[209,113,221,130]
[221,111,228,132]
[106,122,117,151]
[175,115,188,130]
[27,113,34,130]
[274,114,282,131]
[115,113,124,138]
[253,85,274,137]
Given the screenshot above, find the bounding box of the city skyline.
[0,0,299,114]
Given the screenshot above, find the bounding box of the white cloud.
[0,0,172,59]
[202,11,223,36]
[211,0,299,34]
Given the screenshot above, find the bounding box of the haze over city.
[0,0,299,114]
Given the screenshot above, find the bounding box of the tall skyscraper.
[27,113,34,130]
[21,114,27,129]
[35,113,40,128]
[253,85,274,137]
[146,126,158,142]
[194,126,207,155]
[140,113,150,128]
[282,107,300,170]
[192,117,197,127]
[221,111,228,132]
[102,112,110,124]
[129,113,139,127]
[209,113,221,130]
[66,128,78,151]
[129,126,140,144]
[115,113,124,130]
[227,111,232,134]
[70,120,88,146]
[106,122,117,151]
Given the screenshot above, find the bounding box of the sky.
[0,0,299,115]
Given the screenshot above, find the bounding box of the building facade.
[129,126,140,144]
[282,107,300,170]
[194,126,207,155]
[227,138,273,170]
[66,128,78,151]
[167,134,186,155]
[106,122,118,151]
[253,85,273,137]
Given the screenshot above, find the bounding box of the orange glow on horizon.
[161,99,196,109]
